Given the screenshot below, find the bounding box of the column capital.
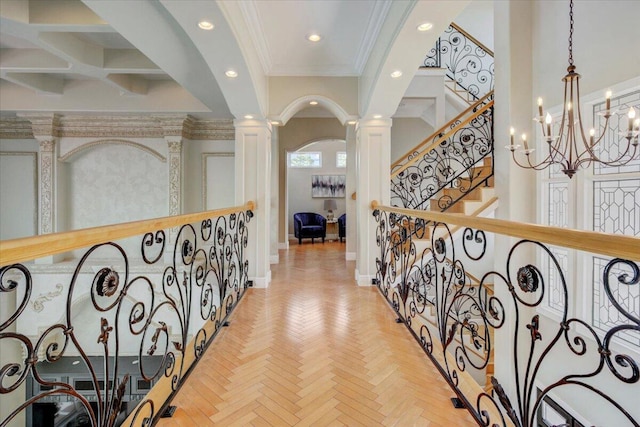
[38,139,56,152]
[356,117,393,131]
[166,138,183,153]
[233,118,273,133]
[155,115,188,138]
[19,113,61,139]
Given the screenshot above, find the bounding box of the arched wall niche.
[61,139,169,242]
[59,139,166,163]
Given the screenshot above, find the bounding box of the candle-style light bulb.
[510,127,515,147]
[629,107,637,132]
[589,128,595,145]
[537,97,544,118]
[522,133,529,151]
[605,90,612,113]
[545,113,552,138]
[634,118,640,131]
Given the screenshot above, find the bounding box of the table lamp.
[324,199,337,220]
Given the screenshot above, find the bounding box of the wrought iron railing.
[423,22,494,100]
[0,202,254,427]
[390,92,494,211]
[371,201,640,427]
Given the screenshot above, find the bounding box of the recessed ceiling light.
[307,34,322,42]
[417,22,433,32]
[373,114,382,119]
[309,101,318,106]
[244,115,254,119]
[347,120,357,125]
[198,20,214,30]
[390,70,403,79]
[225,70,238,78]
[270,120,280,125]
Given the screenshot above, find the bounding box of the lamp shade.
[323,199,337,211]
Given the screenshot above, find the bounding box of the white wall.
[287,139,346,236]
[454,1,494,52]
[183,139,235,213]
[0,139,38,240]
[63,141,167,229]
[390,118,434,163]
[532,0,640,107]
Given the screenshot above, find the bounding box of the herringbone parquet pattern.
[157,241,476,426]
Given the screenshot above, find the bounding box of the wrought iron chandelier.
[507,0,639,178]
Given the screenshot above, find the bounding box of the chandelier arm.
[510,152,552,171]
[576,143,639,170]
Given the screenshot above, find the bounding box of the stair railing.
[423,22,494,100]
[371,200,640,427]
[0,202,254,427]
[390,92,494,211]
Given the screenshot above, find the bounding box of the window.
[336,151,347,168]
[538,88,640,348]
[289,152,321,168]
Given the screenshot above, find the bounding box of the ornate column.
[234,118,272,288]
[158,116,187,217]
[355,117,391,286]
[37,138,56,235]
[21,114,61,235]
[166,138,183,217]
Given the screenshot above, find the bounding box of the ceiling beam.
[82,0,231,118]
[3,72,63,94]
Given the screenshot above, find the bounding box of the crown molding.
[0,116,35,139]
[1,115,235,140]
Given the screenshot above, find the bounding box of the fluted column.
[355,117,391,286]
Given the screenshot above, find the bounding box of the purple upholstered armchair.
[293,212,326,244]
[338,214,346,242]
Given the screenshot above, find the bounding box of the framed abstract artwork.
[312,175,346,198]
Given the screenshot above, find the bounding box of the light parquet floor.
[157,241,477,426]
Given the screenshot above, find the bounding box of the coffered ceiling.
[0,0,469,121]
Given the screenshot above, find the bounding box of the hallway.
[157,241,477,426]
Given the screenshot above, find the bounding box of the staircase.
[387,22,496,394]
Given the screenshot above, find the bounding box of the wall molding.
[0,151,38,236]
[59,139,167,162]
[202,152,234,209]
[1,115,235,140]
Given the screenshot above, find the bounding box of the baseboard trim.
[278,241,289,250]
[345,252,356,261]
[269,254,279,264]
[250,271,271,288]
[355,269,374,286]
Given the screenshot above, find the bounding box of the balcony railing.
[391,92,494,211]
[1,202,254,427]
[371,201,639,427]
[423,22,494,101]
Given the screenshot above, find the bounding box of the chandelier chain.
[568,0,574,67]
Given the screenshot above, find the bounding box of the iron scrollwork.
[1,209,252,427]
[390,99,494,212]
[373,209,639,426]
[422,24,494,100]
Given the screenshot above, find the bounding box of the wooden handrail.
[391,91,494,170]
[0,201,256,267]
[370,201,640,261]
[390,100,494,180]
[450,22,494,57]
